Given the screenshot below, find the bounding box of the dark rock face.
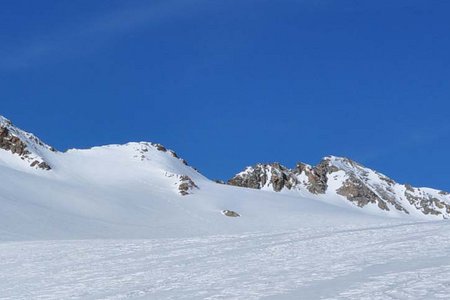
[228,165,267,189]
[228,159,338,194]
[292,160,339,195]
[337,176,394,211]
[305,160,333,194]
[0,127,29,156]
[227,163,299,192]
[404,189,450,217]
[30,160,52,171]
[153,143,167,152]
[264,163,298,192]
[178,175,199,196]
[0,126,52,170]
[228,156,450,218]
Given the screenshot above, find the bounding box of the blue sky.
[1,0,449,190]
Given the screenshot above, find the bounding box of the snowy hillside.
[1,114,450,241]
[0,115,391,240]
[2,115,450,299]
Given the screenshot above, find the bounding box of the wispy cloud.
[0,0,207,70]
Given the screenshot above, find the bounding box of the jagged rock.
[0,124,52,170]
[228,165,268,189]
[178,175,198,196]
[38,161,52,171]
[404,188,450,217]
[228,156,450,218]
[152,143,167,152]
[337,176,390,211]
[296,160,337,194]
[169,150,179,158]
[228,163,298,191]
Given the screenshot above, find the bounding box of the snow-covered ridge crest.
[0,115,202,192]
[0,115,55,170]
[228,156,450,219]
[1,114,449,220]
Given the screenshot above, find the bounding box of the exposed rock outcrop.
[228,156,450,218]
[151,143,189,166]
[177,175,199,196]
[228,163,298,192]
[0,116,54,170]
[221,210,240,217]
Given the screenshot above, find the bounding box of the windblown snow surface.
[1,120,450,299]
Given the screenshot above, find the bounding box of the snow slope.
[1,115,450,299]
[0,115,411,241]
[0,141,392,240]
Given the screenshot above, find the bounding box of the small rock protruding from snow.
[150,142,189,166]
[177,175,199,196]
[221,210,240,217]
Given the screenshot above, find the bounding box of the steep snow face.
[229,156,450,219]
[0,116,54,171]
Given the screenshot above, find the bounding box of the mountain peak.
[228,157,450,219]
[0,115,55,170]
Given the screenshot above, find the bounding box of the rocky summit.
[0,116,54,170]
[228,156,450,218]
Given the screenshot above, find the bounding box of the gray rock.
[222,210,240,217]
[178,175,198,196]
[227,156,450,218]
[0,126,51,170]
[227,163,298,192]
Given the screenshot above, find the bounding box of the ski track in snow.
[1,221,450,300]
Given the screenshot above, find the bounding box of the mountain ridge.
[1,114,449,224]
[228,157,450,218]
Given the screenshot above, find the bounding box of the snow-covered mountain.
[3,115,450,299]
[0,114,449,241]
[229,158,450,219]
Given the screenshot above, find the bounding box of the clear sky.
[1,0,449,190]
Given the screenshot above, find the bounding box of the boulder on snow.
[221,210,240,217]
